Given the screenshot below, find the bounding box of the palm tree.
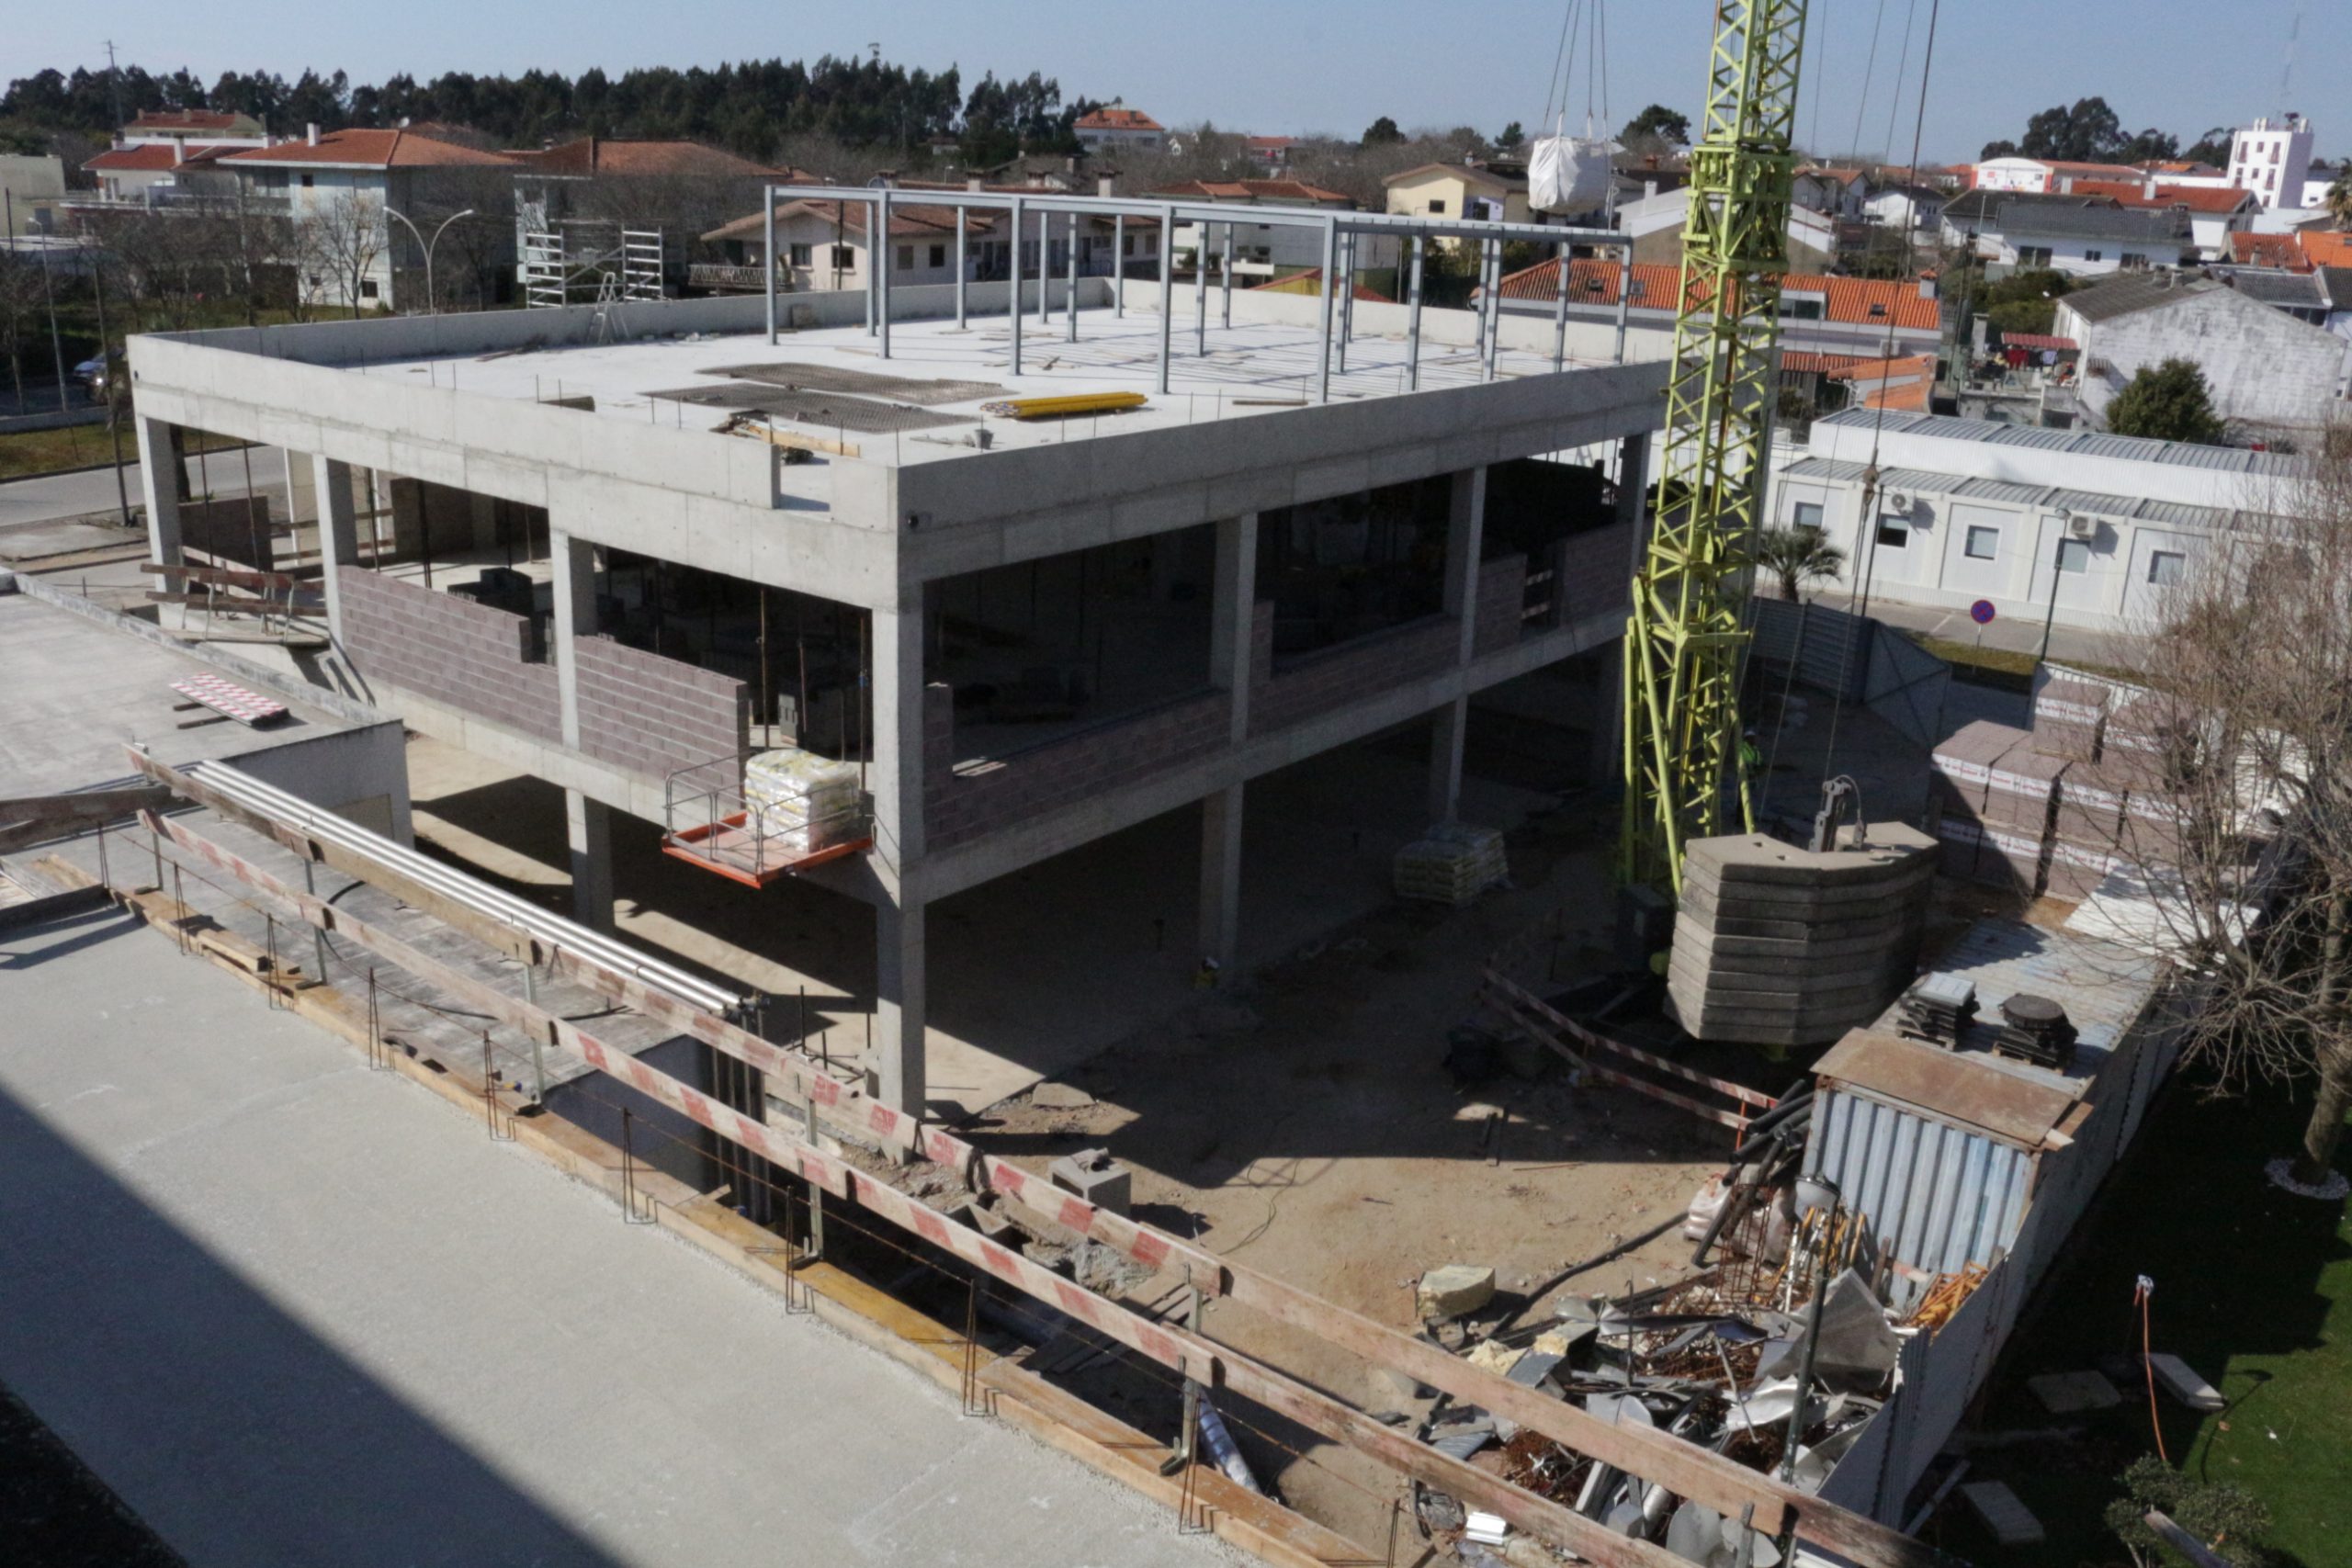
[2328,165,2352,232]
[1755,525,1847,602]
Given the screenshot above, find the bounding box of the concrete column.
[1442,466,1488,663]
[1429,698,1468,823]
[873,896,926,1116]
[564,789,614,932]
[469,492,499,552]
[1198,783,1244,975]
[548,528,612,930]
[134,415,183,568]
[312,454,359,645]
[1588,434,1653,791]
[387,478,426,561]
[1208,512,1260,744]
[868,593,928,1118]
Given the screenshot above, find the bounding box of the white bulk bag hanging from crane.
[1529,131,1616,214]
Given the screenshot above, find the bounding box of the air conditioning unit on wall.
[1882,491,1915,515]
[2066,512,2099,539]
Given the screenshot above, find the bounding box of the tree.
[1755,525,1847,602]
[2326,166,2352,231]
[2107,433,2352,1186]
[1494,120,1525,153]
[296,190,388,316]
[1980,267,2074,336]
[2103,1456,2273,1567]
[2182,127,2235,167]
[1620,104,1690,151]
[2108,358,2226,445]
[2019,96,2127,162]
[1361,116,1404,147]
[1979,138,2020,161]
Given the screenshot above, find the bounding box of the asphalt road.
[0,907,1239,1568]
[0,447,288,532]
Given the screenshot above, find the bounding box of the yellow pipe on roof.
[979,391,1148,420]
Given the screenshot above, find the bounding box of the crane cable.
[1815,0,1943,793]
[1538,0,1611,142]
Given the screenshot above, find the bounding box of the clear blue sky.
[17,0,2347,164]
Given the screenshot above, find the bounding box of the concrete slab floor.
[0,906,1245,1568]
[400,728,1558,1120]
[0,592,356,798]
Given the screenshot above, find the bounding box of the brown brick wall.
[572,634,749,781]
[1248,604,1460,737]
[1552,521,1636,626]
[926,688,1232,851]
[1474,554,1528,657]
[338,570,560,740]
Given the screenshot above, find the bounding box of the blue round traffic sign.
[1970,599,1997,626]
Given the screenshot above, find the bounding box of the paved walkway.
[0,447,286,531]
[0,908,1238,1568]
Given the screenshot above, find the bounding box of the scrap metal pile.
[1408,1091,1917,1566]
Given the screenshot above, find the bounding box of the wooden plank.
[724,421,862,458]
[0,788,177,853]
[142,811,1701,1568]
[142,561,310,592]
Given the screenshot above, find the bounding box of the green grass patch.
[0,424,244,484]
[1941,1077,2349,1567]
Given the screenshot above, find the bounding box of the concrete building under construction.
[122,190,1661,1119]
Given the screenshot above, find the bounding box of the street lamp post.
[384,207,476,313]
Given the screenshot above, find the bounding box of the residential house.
[1972,156,2147,194]
[1975,201,2199,277]
[2222,267,2335,328]
[703,197,997,293]
[1937,188,2105,250]
[1,153,67,233]
[1383,162,1533,239]
[80,141,246,208]
[1244,136,1296,173]
[1864,184,1945,234]
[2062,179,2259,258]
[1614,183,1836,270]
[217,127,521,310]
[1773,407,2306,634]
[1793,166,1871,220]
[1074,103,1167,152]
[1486,256,1943,360]
[1144,178,1371,282]
[505,137,803,291]
[119,108,268,148]
[2053,269,2352,435]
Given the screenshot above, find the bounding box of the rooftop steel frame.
[756,183,1636,402]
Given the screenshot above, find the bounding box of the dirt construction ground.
[961,792,1738,1546]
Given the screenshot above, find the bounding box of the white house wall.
[2062,287,2352,429]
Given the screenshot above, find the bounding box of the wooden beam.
[139,811,1694,1568]
[0,788,177,854]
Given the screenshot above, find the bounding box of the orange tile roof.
[511,137,797,178]
[1493,256,1941,330]
[1855,378,1932,412]
[85,142,240,172]
[1827,353,1934,382]
[1246,136,1296,152]
[2300,230,2352,267]
[1147,178,1350,204]
[1078,107,1164,132]
[737,198,989,241]
[1250,268,1392,303]
[2230,232,2306,267]
[1779,351,1883,376]
[220,130,517,169]
[2064,179,2255,214]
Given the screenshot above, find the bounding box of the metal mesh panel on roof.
[1984,426,2077,451]
[1876,467,1961,495]
[1780,457,1871,481]
[2156,445,2260,472]
[2132,498,2233,528]
[2046,489,2140,516]
[1953,476,2051,504]
[2065,433,2175,461]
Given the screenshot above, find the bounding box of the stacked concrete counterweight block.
[1665,823,1937,1049]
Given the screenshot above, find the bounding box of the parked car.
[73,355,113,401]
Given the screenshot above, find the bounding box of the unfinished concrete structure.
[124,189,1662,1118]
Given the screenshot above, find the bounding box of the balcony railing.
[687,262,770,293]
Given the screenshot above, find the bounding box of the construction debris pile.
[1406,1090,1935,1566]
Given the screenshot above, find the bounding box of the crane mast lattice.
[1621,0,1807,893]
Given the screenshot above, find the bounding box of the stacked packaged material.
[743,747,864,856]
[1394,822,1508,906]
[1895,972,1977,1047]
[2030,678,2109,761]
[1930,721,2062,894]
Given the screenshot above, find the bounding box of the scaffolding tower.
[519,222,666,310]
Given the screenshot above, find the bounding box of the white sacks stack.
[742,747,864,856]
